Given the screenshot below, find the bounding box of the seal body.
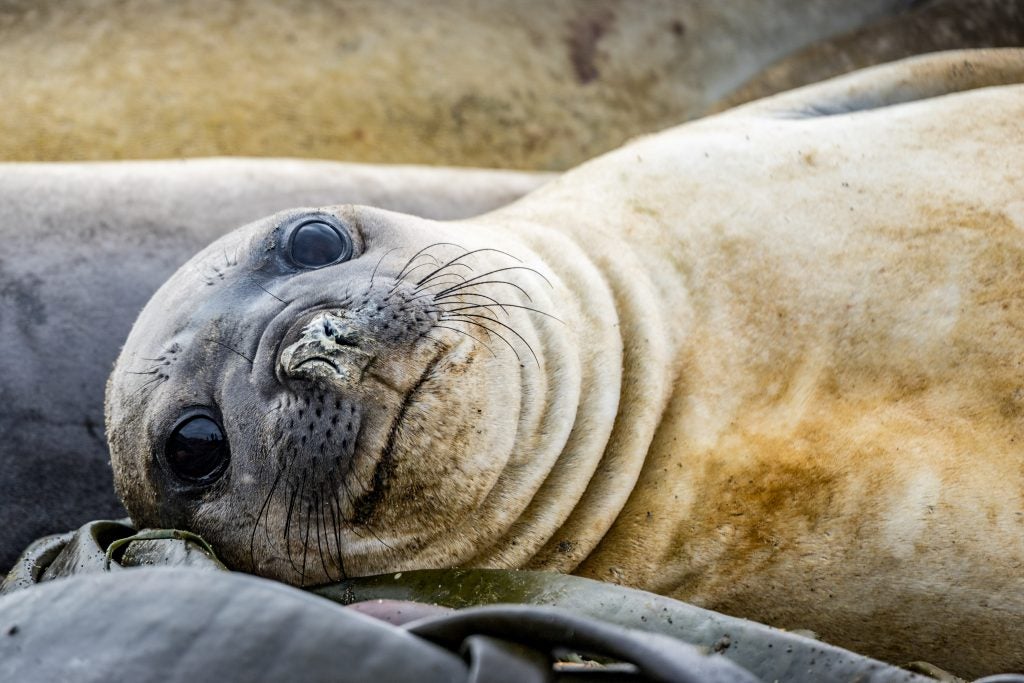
[0,158,547,572]
[0,0,922,169]
[717,0,1024,110]
[107,51,1024,676]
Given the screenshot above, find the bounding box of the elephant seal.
[714,0,1024,111]
[0,158,548,572]
[0,0,921,169]
[106,50,1024,677]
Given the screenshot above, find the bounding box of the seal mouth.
[293,356,341,374]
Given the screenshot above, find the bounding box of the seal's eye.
[165,415,230,484]
[289,220,352,269]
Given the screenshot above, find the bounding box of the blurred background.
[1,0,1021,170]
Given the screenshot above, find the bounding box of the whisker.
[432,291,511,315]
[369,247,403,288]
[410,261,473,290]
[411,275,468,294]
[301,499,312,587]
[432,305,499,324]
[430,324,496,358]
[249,463,284,572]
[206,338,254,365]
[414,247,522,288]
[442,313,539,367]
[284,470,306,575]
[405,283,482,303]
[250,278,288,305]
[264,452,291,547]
[441,315,522,361]
[126,368,161,376]
[128,374,166,400]
[364,522,398,553]
[434,266,552,299]
[390,259,449,290]
[434,279,535,302]
[392,242,465,284]
[313,490,333,583]
[437,302,563,323]
[334,468,368,540]
[323,468,348,571]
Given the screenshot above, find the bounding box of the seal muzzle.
[279,311,374,389]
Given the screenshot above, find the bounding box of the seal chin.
[279,310,375,391]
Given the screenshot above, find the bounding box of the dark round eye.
[165,415,230,484]
[289,220,352,268]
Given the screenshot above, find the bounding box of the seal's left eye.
[289,220,352,268]
[165,415,230,484]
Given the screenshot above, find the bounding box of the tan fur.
[109,51,1024,676]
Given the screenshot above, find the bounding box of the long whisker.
[392,259,456,289]
[284,470,306,575]
[128,374,166,400]
[322,467,348,571]
[439,316,523,363]
[432,291,511,315]
[369,247,403,288]
[437,302,563,323]
[414,247,522,288]
[300,498,313,587]
[251,278,288,305]
[386,255,444,295]
[250,464,284,572]
[313,490,333,583]
[410,261,473,290]
[442,313,540,366]
[392,242,465,284]
[428,305,500,325]
[433,279,535,302]
[265,450,292,547]
[411,274,468,294]
[335,469,368,540]
[434,265,552,298]
[353,494,398,552]
[430,324,497,358]
[405,283,477,303]
[206,338,254,365]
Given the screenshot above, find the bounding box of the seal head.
[106,205,566,585]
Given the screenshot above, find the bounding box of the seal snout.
[279,311,374,388]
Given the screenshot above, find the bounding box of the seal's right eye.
[165,415,230,484]
[289,220,352,269]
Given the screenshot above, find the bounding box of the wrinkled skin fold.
[107,50,1024,677]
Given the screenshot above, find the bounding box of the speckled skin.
[108,51,1024,676]
[0,0,915,169]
